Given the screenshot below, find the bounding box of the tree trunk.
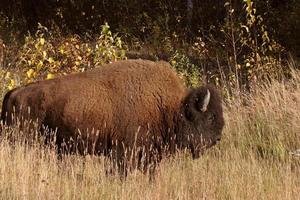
[187,0,193,37]
[0,39,4,69]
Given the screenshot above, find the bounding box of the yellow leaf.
[59,48,65,54]
[37,61,43,70]
[8,79,15,90]
[5,72,11,79]
[75,45,80,49]
[75,61,80,66]
[48,57,54,63]
[26,68,35,78]
[43,51,47,58]
[40,38,45,45]
[46,73,55,79]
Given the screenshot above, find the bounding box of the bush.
[1,23,126,93]
[169,51,201,87]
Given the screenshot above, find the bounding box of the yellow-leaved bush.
[2,23,126,92]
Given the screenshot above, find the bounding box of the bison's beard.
[189,139,218,159]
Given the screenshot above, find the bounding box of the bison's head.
[177,85,224,158]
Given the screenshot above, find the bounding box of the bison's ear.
[199,89,210,112]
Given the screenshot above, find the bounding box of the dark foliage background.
[0,0,299,94]
[1,0,299,54]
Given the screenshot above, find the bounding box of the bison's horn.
[201,89,210,112]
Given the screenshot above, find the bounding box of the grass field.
[0,71,300,200]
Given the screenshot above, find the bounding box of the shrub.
[1,23,126,93]
[169,52,201,87]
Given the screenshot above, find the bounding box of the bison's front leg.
[103,141,128,178]
[126,146,161,181]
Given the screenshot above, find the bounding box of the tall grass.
[0,71,300,199]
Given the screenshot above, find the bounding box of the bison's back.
[60,60,187,144]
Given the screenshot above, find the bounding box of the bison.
[0,59,224,174]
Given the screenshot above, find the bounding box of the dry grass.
[1,72,300,199]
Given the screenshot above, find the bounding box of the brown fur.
[1,59,224,173]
